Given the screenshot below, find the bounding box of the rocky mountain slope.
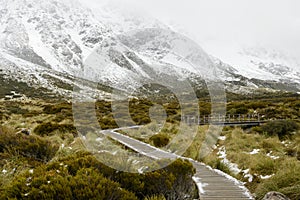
[0,0,299,100]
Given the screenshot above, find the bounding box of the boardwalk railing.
[181,114,265,126]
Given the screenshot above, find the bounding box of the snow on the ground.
[218,146,241,174]
[218,135,226,141]
[218,146,255,183]
[249,149,260,155]
[242,169,253,182]
[138,166,147,174]
[23,19,62,72]
[192,177,208,194]
[260,174,274,179]
[266,151,280,160]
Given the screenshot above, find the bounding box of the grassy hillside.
[0,96,299,199]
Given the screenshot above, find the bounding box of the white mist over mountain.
[81,0,300,74]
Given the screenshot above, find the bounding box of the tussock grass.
[255,158,300,200]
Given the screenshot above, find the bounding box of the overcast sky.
[80,0,300,58]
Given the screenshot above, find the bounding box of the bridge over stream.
[181,114,268,126]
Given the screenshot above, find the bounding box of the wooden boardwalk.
[101,128,253,200]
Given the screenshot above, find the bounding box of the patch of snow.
[23,19,62,71]
[138,166,147,174]
[244,173,253,182]
[249,149,260,155]
[192,177,208,194]
[218,136,226,141]
[260,174,274,179]
[217,146,241,174]
[241,169,253,182]
[68,29,92,60]
[266,151,279,160]
[132,160,140,164]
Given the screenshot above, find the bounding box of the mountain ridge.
[0,0,299,100]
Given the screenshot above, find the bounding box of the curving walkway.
[101,128,253,200]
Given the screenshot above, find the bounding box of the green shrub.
[236,107,249,114]
[252,126,263,134]
[0,127,58,163]
[7,106,29,115]
[1,167,137,200]
[34,122,77,137]
[246,102,267,110]
[261,120,299,140]
[255,159,300,200]
[150,134,169,147]
[144,195,166,200]
[262,108,282,119]
[43,103,71,114]
[61,153,196,199]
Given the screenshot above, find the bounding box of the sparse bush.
[34,122,77,137]
[261,138,281,152]
[261,120,299,140]
[1,166,137,200]
[236,107,249,114]
[0,127,58,163]
[43,103,71,114]
[203,155,233,176]
[1,151,196,200]
[7,106,29,115]
[246,102,268,110]
[34,122,59,136]
[252,126,263,134]
[150,134,169,147]
[255,159,300,200]
[144,195,166,200]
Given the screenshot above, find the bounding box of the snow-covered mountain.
[0,0,299,100]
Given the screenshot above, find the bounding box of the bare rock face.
[263,192,290,200]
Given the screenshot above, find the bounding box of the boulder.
[263,191,290,200]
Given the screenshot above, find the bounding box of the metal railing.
[181,114,264,126]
